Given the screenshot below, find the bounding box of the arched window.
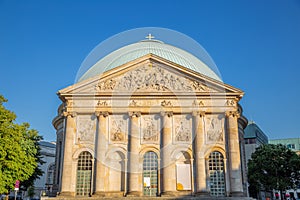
[208,151,225,196]
[143,151,158,196]
[76,151,93,196]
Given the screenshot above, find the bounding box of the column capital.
[128,111,141,118]
[95,111,109,117]
[160,111,173,117]
[63,111,76,118]
[225,111,240,118]
[192,111,205,117]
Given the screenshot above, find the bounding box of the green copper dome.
[78,39,221,82]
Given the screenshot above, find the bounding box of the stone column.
[127,112,142,196]
[94,111,109,196]
[226,111,244,197]
[193,111,208,196]
[161,111,176,196]
[60,112,76,197]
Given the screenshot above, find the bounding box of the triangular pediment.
[58,54,243,98]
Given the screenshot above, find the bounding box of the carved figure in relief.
[143,120,157,141]
[78,118,94,142]
[96,64,217,92]
[207,118,223,142]
[98,79,116,90]
[111,120,124,141]
[175,121,190,142]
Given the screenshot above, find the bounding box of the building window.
[287,144,295,149]
[143,151,158,196]
[245,138,256,144]
[208,151,225,197]
[76,151,93,197]
[46,163,55,185]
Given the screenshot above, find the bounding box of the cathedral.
[52,35,248,198]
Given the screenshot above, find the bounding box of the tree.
[0,95,44,195]
[248,144,300,199]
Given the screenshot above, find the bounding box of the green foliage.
[0,95,44,194]
[248,144,300,198]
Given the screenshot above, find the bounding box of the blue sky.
[0,1,299,141]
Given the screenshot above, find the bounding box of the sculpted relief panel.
[109,114,128,143]
[205,115,224,143]
[173,114,192,143]
[96,64,217,92]
[141,114,160,144]
[76,115,96,143]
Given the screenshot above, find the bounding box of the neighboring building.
[53,36,249,198]
[244,121,268,163]
[25,141,56,199]
[269,138,300,155]
[243,121,269,199]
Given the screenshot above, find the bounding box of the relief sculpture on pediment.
[96,64,215,92]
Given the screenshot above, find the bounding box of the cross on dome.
[145,33,155,40]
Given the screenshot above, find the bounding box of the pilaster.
[160,111,176,196]
[225,111,244,197]
[192,111,208,196]
[127,111,142,197]
[94,111,109,196]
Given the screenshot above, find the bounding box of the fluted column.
[60,112,76,196]
[127,111,142,196]
[193,111,208,196]
[161,111,176,196]
[226,111,243,197]
[94,111,109,196]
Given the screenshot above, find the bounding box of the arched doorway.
[76,151,93,196]
[107,151,125,192]
[143,151,158,196]
[208,151,225,197]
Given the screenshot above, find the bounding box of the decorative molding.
[160,111,173,117]
[129,100,138,107]
[63,111,76,118]
[128,111,141,118]
[161,100,172,107]
[225,111,240,118]
[97,100,108,106]
[66,100,73,108]
[192,111,205,117]
[95,111,109,118]
[192,100,204,107]
[225,99,236,106]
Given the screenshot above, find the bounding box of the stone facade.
[53,54,248,198]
